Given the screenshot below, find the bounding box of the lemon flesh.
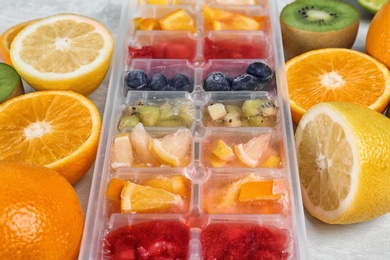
[10,14,114,96]
[295,102,390,224]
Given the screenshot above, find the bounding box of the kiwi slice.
[280,0,360,59]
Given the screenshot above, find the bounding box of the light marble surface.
[1,0,389,259]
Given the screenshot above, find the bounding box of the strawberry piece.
[201,223,290,260]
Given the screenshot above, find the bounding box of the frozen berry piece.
[170,74,192,92]
[161,85,177,91]
[128,46,153,59]
[204,72,231,91]
[246,62,273,84]
[126,69,148,90]
[149,73,169,91]
[231,74,259,91]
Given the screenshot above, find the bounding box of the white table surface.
[1,0,389,259]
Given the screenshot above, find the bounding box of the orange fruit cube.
[239,180,282,202]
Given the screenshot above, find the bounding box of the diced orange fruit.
[120,181,182,213]
[211,14,260,31]
[261,155,281,168]
[139,18,161,30]
[215,0,256,4]
[133,17,143,30]
[211,139,235,162]
[159,9,196,32]
[144,0,179,4]
[207,153,227,167]
[111,133,133,171]
[144,175,187,197]
[239,180,281,202]
[233,133,272,167]
[106,178,127,203]
[213,174,261,211]
[202,5,260,31]
[201,5,233,21]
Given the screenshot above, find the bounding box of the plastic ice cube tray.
[79,0,308,259]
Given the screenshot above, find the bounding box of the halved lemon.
[295,102,390,224]
[121,181,182,213]
[10,13,114,96]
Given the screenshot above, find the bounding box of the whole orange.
[0,161,84,260]
[366,1,390,69]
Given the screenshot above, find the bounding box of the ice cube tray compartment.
[79,0,308,259]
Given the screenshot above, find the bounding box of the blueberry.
[161,85,177,91]
[126,69,148,90]
[246,62,273,84]
[148,73,169,91]
[232,74,259,91]
[169,74,192,92]
[204,72,231,91]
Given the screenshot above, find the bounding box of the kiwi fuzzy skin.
[281,18,359,60]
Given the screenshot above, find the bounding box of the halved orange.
[0,19,38,66]
[286,48,390,123]
[0,90,101,184]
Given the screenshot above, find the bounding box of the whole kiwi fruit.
[280,0,360,60]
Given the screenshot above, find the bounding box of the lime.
[0,62,24,103]
[357,0,387,14]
